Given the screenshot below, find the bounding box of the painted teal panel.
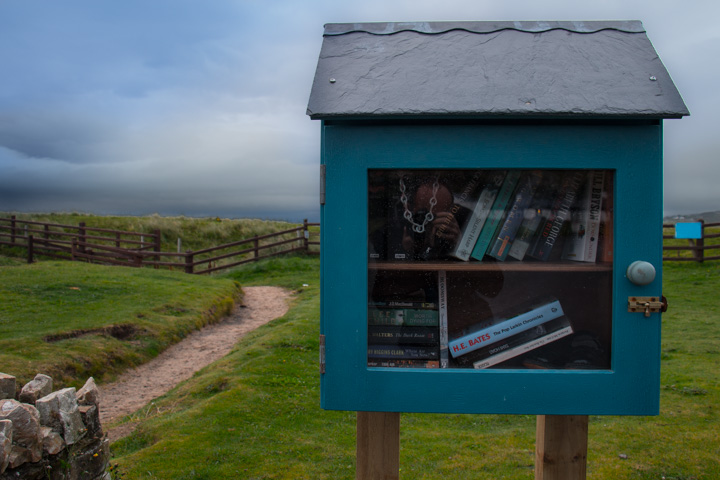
[320,123,664,415]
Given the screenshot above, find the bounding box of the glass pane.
[368,169,613,370]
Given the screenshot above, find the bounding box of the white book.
[473,324,574,369]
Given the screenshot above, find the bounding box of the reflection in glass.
[368,169,614,370]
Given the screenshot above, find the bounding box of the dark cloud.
[0,0,717,220]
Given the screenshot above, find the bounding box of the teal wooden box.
[307,22,688,415]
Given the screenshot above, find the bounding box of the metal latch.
[319,334,326,373]
[628,296,668,317]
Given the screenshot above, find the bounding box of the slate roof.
[307,21,689,120]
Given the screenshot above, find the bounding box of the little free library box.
[307,21,688,415]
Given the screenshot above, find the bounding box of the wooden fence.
[663,220,720,262]
[0,216,320,274]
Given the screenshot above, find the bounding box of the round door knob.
[626,261,656,285]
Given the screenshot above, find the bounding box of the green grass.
[0,260,239,389]
[3,238,718,478]
[107,257,720,479]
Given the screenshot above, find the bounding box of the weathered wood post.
[153,229,162,268]
[253,236,260,261]
[356,412,400,480]
[10,215,16,244]
[303,219,310,252]
[696,219,705,263]
[535,415,589,480]
[27,235,34,264]
[78,222,87,254]
[185,250,194,274]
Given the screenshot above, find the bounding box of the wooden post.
[10,215,16,244]
[153,229,161,269]
[535,415,588,480]
[78,222,87,254]
[185,250,194,274]
[253,236,260,261]
[27,235,34,264]
[697,219,705,263]
[356,411,400,480]
[303,219,310,252]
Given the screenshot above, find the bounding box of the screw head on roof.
[649,75,657,81]
[329,78,336,84]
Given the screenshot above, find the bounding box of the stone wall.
[0,372,109,480]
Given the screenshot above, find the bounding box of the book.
[368,308,439,327]
[562,171,605,262]
[470,170,522,261]
[367,359,440,368]
[367,345,440,360]
[528,171,586,261]
[473,318,574,369]
[368,301,438,309]
[438,270,449,368]
[507,172,563,260]
[598,173,614,263]
[368,326,439,345]
[453,316,572,366]
[488,170,543,261]
[450,171,506,261]
[448,298,565,358]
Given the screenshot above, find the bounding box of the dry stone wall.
[0,373,110,480]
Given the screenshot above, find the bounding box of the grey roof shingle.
[307,21,689,120]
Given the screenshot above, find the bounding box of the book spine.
[368,326,440,345]
[470,170,522,261]
[368,301,438,309]
[367,345,440,360]
[449,299,564,358]
[583,170,605,262]
[451,172,505,261]
[472,323,574,369]
[561,171,594,261]
[488,170,543,261]
[438,270,449,368]
[454,316,571,366]
[529,171,586,261]
[598,173,614,263]
[368,308,439,326]
[367,359,440,368]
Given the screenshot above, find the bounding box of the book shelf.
[367,168,614,371]
[369,261,612,273]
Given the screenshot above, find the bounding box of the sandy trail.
[100,286,290,441]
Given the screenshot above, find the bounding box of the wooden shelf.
[369,261,612,273]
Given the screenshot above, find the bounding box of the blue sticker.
[675,222,702,239]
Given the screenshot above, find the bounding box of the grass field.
[103,257,718,480]
[0,260,239,388]
[2,221,719,479]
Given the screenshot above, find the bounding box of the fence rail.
[663,220,720,263]
[0,216,319,274]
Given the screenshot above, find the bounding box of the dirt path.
[100,286,291,442]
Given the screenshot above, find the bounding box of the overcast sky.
[0,1,716,221]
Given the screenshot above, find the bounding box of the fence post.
[10,215,16,244]
[697,219,705,263]
[27,235,34,264]
[153,229,161,269]
[71,238,77,261]
[44,225,50,240]
[185,250,194,274]
[253,236,260,261]
[78,222,87,254]
[116,232,121,248]
[303,219,310,252]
